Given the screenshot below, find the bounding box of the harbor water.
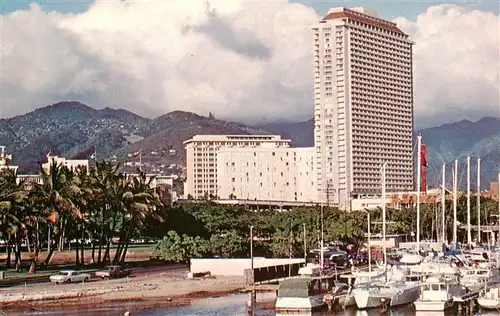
[7,293,500,315]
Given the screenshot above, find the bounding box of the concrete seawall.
[0,287,115,303]
[190,258,305,276]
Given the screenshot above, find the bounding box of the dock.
[243,284,280,292]
[453,291,480,303]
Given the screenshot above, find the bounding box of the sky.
[0,0,499,128]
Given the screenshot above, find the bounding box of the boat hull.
[335,294,357,308]
[275,296,325,312]
[354,283,420,309]
[414,299,453,311]
[477,298,500,309]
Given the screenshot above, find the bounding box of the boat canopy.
[277,278,312,298]
[400,253,424,264]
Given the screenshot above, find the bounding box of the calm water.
[5,293,499,315]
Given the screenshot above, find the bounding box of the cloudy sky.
[0,0,499,128]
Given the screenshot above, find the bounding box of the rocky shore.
[0,273,247,312]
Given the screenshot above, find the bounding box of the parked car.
[50,270,91,284]
[95,265,131,279]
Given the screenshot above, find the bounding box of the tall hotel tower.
[313,7,414,208]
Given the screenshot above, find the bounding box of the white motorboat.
[459,266,500,291]
[275,275,334,312]
[353,280,420,309]
[477,286,500,309]
[414,274,467,311]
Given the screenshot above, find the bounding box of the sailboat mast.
[416,135,422,252]
[453,160,458,245]
[320,204,324,270]
[477,157,481,243]
[467,155,471,245]
[441,164,446,243]
[382,162,387,281]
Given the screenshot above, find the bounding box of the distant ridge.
[2,101,498,188]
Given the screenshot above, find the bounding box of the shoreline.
[0,275,248,313]
[3,289,246,313]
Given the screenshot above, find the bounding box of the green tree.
[154,230,209,265]
[209,230,248,258]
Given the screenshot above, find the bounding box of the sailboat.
[478,173,500,309]
[352,163,420,309]
[275,203,335,312]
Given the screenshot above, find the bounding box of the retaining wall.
[190,258,305,276]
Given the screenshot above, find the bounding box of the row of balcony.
[352,101,412,117]
[350,27,411,48]
[350,35,412,62]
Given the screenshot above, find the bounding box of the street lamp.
[250,225,254,275]
[249,225,255,313]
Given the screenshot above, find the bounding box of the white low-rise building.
[184,134,316,202]
[0,146,18,174]
[183,135,291,199]
[217,146,316,202]
[350,188,442,210]
[42,155,89,173]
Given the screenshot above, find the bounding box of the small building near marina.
[0,146,18,174]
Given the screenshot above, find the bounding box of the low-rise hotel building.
[183,135,316,201]
[184,135,291,199]
[217,146,316,202]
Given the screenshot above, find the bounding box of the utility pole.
[320,204,324,272]
[249,225,255,314]
[289,219,292,277]
[303,223,307,261]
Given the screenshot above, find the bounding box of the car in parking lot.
[50,270,91,284]
[95,265,131,279]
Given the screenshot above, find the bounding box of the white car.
[49,270,91,284]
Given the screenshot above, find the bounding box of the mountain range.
[1,101,499,189]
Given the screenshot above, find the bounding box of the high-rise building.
[313,7,414,208]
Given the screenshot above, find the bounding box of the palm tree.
[112,170,162,264]
[72,165,95,266]
[91,161,120,263]
[39,160,82,266]
[0,169,30,272]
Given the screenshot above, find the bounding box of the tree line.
[1,160,498,272]
[153,196,500,263]
[0,160,161,273]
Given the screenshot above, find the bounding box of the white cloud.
[394,4,500,128]
[0,2,498,126]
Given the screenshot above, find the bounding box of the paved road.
[1,263,187,291]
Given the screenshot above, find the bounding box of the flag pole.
[139,149,142,171]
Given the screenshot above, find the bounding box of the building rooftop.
[183,134,291,144]
[321,7,406,36]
